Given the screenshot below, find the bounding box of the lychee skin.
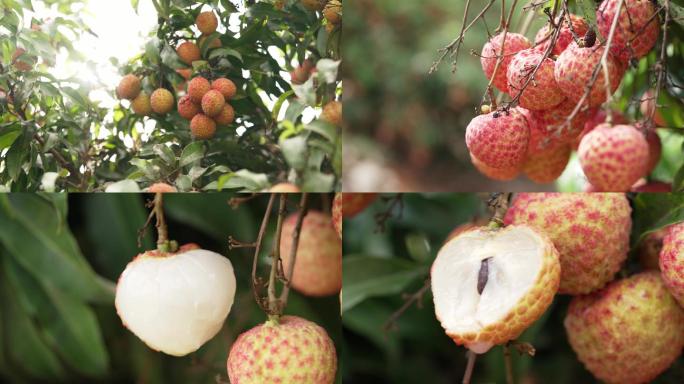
[131,93,152,116]
[214,104,235,126]
[481,33,532,94]
[177,95,201,120]
[187,77,212,103]
[523,144,571,184]
[505,193,632,295]
[470,154,520,181]
[201,90,226,117]
[150,88,175,115]
[211,78,237,100]
[177,42,201,66]
[534,14,589,55]
[322,101,342,126]
[148,183,177,193]
[565,271,684,384]
[660,223,684,308]
[227,316,337,384]
[527,99,592,152]
[645,129,662,174]
[578,124,650,192]
[190,114,217,140]
[270,183,301,193]
[280,211,342,297]
[196,11,218,35]
[638,226,670,270]
[631,180,672,192]
[554,42,624,107]
[507,49,564,110]
[571,109,628,150]
[465,108,530,169]
[199,34,222,49]
[341,193,377,218]
[117,74,141,100]
[597,0,659,61]
[332,194,342,238]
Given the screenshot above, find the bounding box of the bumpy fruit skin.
[341,193,377,218]
[212,78,237,100]
[444,219,488,243]
[332,194,342,238]
[280,211,342,297]
[638,226,669,270]
[578,124,649,192]
[528,99,592,151]
[188,77,212,103]
[191,114,217,140]
[597,0,659,61]
[565,272,684,384]
[465,108,530,169]
[214,104,235,126]
[117,74,142,100]
[290,66,312,85]
[116,248,236,356]
[150,88,174,115]
[196,11,218,35]
[470,154,520,181]
[505,193,632,294]
[270,183,301,193]
[178,95,201,120]
[534,14,589,55]
[660,223,684,307]
[523,144,571,184]
[131,93,152,116]
[177,42,201,66]
[322,101,342,126]
[227,316,337,384]
[555,42,623,107]
[201,90,226,117]
[572,109,628,150]
[323,0,342,25]
[507,49,564,110]
[148,183,177,193]
[481,33,531,93]
[176,68,192,80]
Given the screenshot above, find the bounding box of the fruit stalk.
[279,193,310,305]
[267,194,289,312]
[153,193,174,252]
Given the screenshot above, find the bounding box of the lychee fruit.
[115,247,236,356]
[470,154,521,181]
[660,222,684,307]
[597,0,659,61]
[290,65,312,85]
[131,92,152,116]
[332,194,342,238]
[191,114,217,140]
[150,88,175,115]
[645,128,662,174]
[565,271,684,384]
[631,180,672,192]
[201,90,226,117]
[480,32,532,94]
[445,218,489,243]
[341,193,377,218]
[322,101,342,126]
[505,193,632,294]
[323,0,342,25]
[465,108,530,169]
[147,183,177,193]
[196,11,218,35]
[578,124,650,192]
[431,225,560,354]
[211,78,237,100]
[187,77,211,103]
[177,95,201,120]
[572,108,628,150]
[507,49,564,110]
[534,14,589,55]
[523,144,571,184]
[227,316,337,384]
[280,211,342,297]
[640,89,667,126]
[199,34,221,49]
[214,104,235,126]
[270,183,301,193]
[638,226,670,270]
[177,42,201,66]
[528,99,592,149]
[176,68,192,80]
[554,42,623,107]
[117,74,142,100]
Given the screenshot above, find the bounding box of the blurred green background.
[343,0,684,192]
[0,193,341,383]
[341,193,684,383]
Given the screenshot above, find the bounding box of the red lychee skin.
[597,0,659,61]
[480,32,532,93]
[177,95,201,120]
[554,42,624,108]
[150,88,175,115]
[214,104,235,126]
[572,109,628,150]
[117,74,141,100]
[507,49,564,110]
[227,316,337,384]
[465,108,530,169]
[190,114,217,140]
[176,42,201,66]
[187,77,211,103]
[201,90,226,117]
[527,99,592,152]
[341,193,377,218]
[212,78,237,100]
[640,89,667,127]
[534,14,589,55]
[470,153,520,181]
[578,124,650,192]
[196,11,218,35]
[332,194,342,238]
[523,144,571,184]
[631,181,671,193]
[280,211,342,297]
[643,127,662,174]
[660,223,684,307]
[148,183,177,193]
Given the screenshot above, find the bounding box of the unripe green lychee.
[505,193,632,294]
[597,0,659,61]
[196,11,218,35]
[187,77,211,103]
[131,92,152,116]
[523,144,571,184]
[480,33,532,94]
[506,49,564,110]
[177,95,201,120]
[660,222,684,308]
[150,88,175,115]
[322,101,342,126]
[211,78,237,100]
[201,90,226,117]
[565,271,684,384]
[191,114,217,140]
[117,74,142,100]
[280,211,342,297]
[534,14,589,55]
[465,108,530,169]
[214,104,235,126]
[227,316,337,384]
[176,42,201,66]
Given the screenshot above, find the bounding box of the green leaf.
[180,141,206,167]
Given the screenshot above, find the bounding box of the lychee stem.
[153,193,175,253]
[267,194,288,313]
[462,350,477,384]
[487,192,512,228]
[279,194,310,305]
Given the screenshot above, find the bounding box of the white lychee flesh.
[115,249,237,356]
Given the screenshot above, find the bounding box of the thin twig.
[463,351,477,384]
[383,278,431,332]
[504,344,514,384]
[279,194,309,306]
[251,194,277,311]
[267,195,288,313]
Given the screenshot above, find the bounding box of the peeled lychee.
[565,271,684,384]
[150,88,174,115]
[597,0,659,61]
[431,225,560,354]
[523,144,571,184]
[470,154,520,181]
[505,193,632,294]
[191,114,217,140]
[534,14,589,55]
[188,77,211,103]
[201,90,226,117]
[117,74,142,100]
[177,42,201,66]
[322,101,342,126]
[481,33,532,94]
[214,104,235,126]
[211,78,237,100]
[178,95,201,120]
[465,108,530,169]
[445,219,489,243]
[578,124,649,192]
[227,316,337,384]
[196,11,218,35]
[115,247,236,356]
[280,211,342,297]
[554,42,623,107]
[507,49,564,110]
[131,92,152,116]
[660,222,684,307]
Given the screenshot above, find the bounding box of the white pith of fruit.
[432,226,545,353]
[115,249,236,356]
